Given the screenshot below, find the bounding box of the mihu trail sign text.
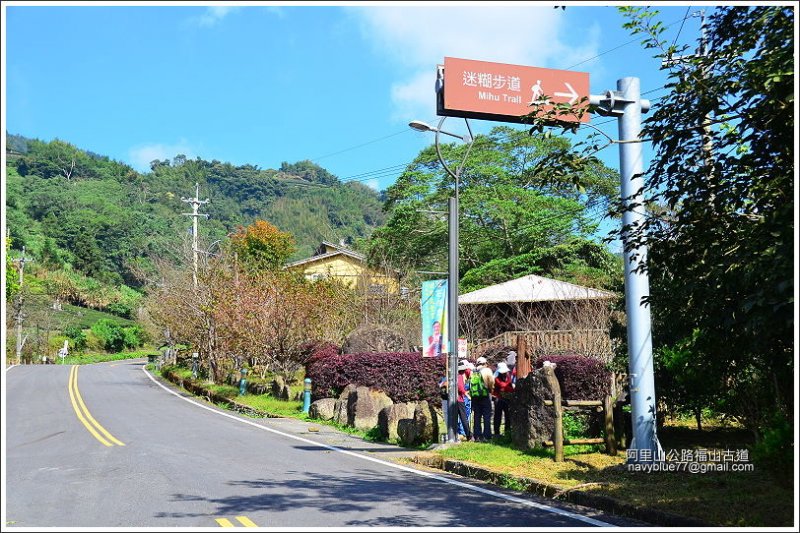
[437,56,590,124]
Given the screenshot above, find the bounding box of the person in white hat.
[493,361,514,437]
[470,356,495,442]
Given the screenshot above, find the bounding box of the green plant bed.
[235,394,304,417]
[61,349,154,365]
[430,432,792,527]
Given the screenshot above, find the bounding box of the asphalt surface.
[4,360,645,528]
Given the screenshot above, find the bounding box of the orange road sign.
[438,56,590,124]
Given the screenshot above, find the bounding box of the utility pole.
[181,183,209,287]
[12,246,33,365]
[591,78,663,463]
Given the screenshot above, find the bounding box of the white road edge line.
[141,365,614,527]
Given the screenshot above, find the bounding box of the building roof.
[285,243,365,269]
[458,274,617,305]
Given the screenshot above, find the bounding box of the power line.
[561,14,696,71]
[308,129,412,162]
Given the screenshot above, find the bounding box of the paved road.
[4,361,641,528]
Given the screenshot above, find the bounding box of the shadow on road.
[154,468,600,527]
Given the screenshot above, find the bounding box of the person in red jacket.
[493,361,514,437]
[456,361,473,441]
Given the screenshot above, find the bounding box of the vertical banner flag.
[421,280,448,357]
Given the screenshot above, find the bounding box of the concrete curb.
[411,455,712,527]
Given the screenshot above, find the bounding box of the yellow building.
[286,241,400,295]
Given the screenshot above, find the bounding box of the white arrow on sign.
[553,82,579,105]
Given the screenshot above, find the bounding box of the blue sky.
[3,2,706,238]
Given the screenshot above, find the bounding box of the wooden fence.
[475,328,613,363]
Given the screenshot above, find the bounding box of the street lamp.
[409,116,474,443]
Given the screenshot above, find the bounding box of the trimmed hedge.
[305,346,445,406]
[534,353,611,401]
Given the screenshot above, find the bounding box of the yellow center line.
[215,518,235,527]
[69,366,125,446]
[68,366,112,447]
[235,516,258,527]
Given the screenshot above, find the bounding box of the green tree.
[616,6,793,437]
[363,126,620,291]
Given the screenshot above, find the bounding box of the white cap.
[476,356,488,365]
[457,361,468,371]
[496,362,510,374]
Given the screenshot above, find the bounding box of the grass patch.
[24,294,135,329]
[235,393,305,417]
[62,349,153,365]
[429,426,792,527]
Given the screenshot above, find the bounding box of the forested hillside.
[5,134,385,287]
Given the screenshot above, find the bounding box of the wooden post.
[542,364,563,462]
[603,394,617,456]
[516,336,530,379]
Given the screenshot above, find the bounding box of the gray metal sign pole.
[447,196,459,443]
[591,77,663,463]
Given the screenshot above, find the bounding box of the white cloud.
[192,6,240,27]
[128,140,197,172]
[349,6,601,123]
[365,178,381,191]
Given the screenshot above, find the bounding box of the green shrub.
[562,411,591,439]
[122,325,146,349]
[751,414,793,474]
[84,330,105,352]
[62,325,88,352]
[90,318,125,352]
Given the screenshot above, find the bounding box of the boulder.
[271,376,287,398]
[347,386,393,431]
[397,401,439,447]
[397,418,416,446]
[412,401,439,445]
[509,366,558,450]
[309,398,336,421]
[279,384,291,400]
[333,385,357,425]
[378,403,416,442]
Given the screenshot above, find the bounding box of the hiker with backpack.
[493,361,515,437]
[471,356,495,442]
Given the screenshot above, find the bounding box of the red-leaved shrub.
[305,347,445,405]
[534,353,611,400]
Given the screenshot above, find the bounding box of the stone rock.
[378,403,416,442]
[271,376,286,398]
[333,385,357,426]
[249,383,269,395]
[309,398,336,421]
[509,366,558,450]
[279,384,291,401]
[397,401,439,446]
[412,401,439,445]
[347,386,393,431]
[397,418,416,446]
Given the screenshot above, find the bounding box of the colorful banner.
[421,279,448,357]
